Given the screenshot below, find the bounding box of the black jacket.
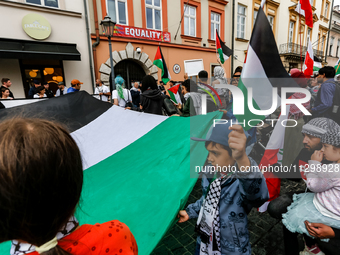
[140,89,164,115]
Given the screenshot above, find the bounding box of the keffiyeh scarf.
[10,216,79,255]
[196,176,228,255]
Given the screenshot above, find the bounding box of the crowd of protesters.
[1,62,340,255]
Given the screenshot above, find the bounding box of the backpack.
[162,96,178,116]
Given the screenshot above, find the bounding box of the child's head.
[321,120,340,162]
[205,141,234,168]
[36,85,46,95]
[0,118,83,249]
[1,87,9,98]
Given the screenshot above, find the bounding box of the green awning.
[0,38,81,60]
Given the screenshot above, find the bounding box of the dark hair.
[1,87,9,95]
[318,66,336,78]
[234,66,243,74]
[36,85,46,94]
[198,70,208,82]
[42,81,48,86]
[205,141,232,156]
[181,79,198,93]
[1,78,10,85]
[141,75,158,92]
[0,118,83,255]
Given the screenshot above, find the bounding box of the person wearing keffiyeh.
[177,121,269,255]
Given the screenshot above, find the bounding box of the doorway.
[111,60,146,89]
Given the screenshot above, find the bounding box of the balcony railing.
[279,42,324,59]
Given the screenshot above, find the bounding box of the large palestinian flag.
[216,30,232,64]
[153,46,171,84]
[235,7,299,131]
[0,92,221,255]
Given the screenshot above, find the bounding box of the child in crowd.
[178,122,269,255]
[1,87,13,99]
[0,118,137,255]
[282,118,340,255]
[33,86,47,99]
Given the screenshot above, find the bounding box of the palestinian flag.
[167,83,182,104]
[335,58,340,75]
[153,46,171,84]
[216,30,232,64]
[0,92,221,255]
[314,56,322,72]
[235,7,299,131]
[303,39,314,77]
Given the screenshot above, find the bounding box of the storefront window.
[20,60,64,98]
[26,0,59,8]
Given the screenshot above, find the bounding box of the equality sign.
[114,25,171,42]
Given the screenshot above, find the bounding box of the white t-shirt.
[94,85,110,101]
[33,94,47,99]
[112,89,132,107]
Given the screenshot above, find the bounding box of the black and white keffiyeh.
[196,177,227,255]
[10,216,78,255]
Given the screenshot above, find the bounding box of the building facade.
[327,4,340,67]
[89,0,232,88]
[233,0,332,72]
[0,0,94,98]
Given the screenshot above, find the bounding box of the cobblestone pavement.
[151,177,305,255]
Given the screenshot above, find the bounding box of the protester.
[172,79,201,117]
[112,75,133,108]
[282,118,340,255]
[311,66,336,119]
[94,79,111,102]
[33,86,47,99]
[282,71,310,167]
[130,81,141,107]
[0,118,138,255]
[67,79,83,93]
[43,82,54,98]
[178,122,269,255]
[212,66,229,108]
[308,75,321,109]
[197,70,218,112]
[28,80,41,99]
[55,82,68,97]
[1,87,13,100]
[140,75,164,115]
[268,118,340,255]
[1,78,14,98]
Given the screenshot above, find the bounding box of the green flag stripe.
[153,59,165,77]
[217,48,225,64]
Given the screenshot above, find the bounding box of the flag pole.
[300,13,303,72]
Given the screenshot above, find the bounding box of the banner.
[114,24,171,42]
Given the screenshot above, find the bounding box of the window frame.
[337,39,340,57]
[180,0,201,41]
[210,12,221,40]
[106,0,128,25]
[184,5,196,37]
[329,36,334,56]
[145,0,163,30]
[25,0,59,8]
[237,4,246,39]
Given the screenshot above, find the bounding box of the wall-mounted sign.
[22,13,51,40]
[114,25,171,42]
[173,64,181,74]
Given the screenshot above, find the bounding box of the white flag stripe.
[241,45,280,110]
[71,106,168,170]
[1,99,47,108]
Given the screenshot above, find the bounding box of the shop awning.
[0,38,81,60]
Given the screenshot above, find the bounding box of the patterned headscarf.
[115,75,125,99]
[213,66,228,85]
[302,117,337,139]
